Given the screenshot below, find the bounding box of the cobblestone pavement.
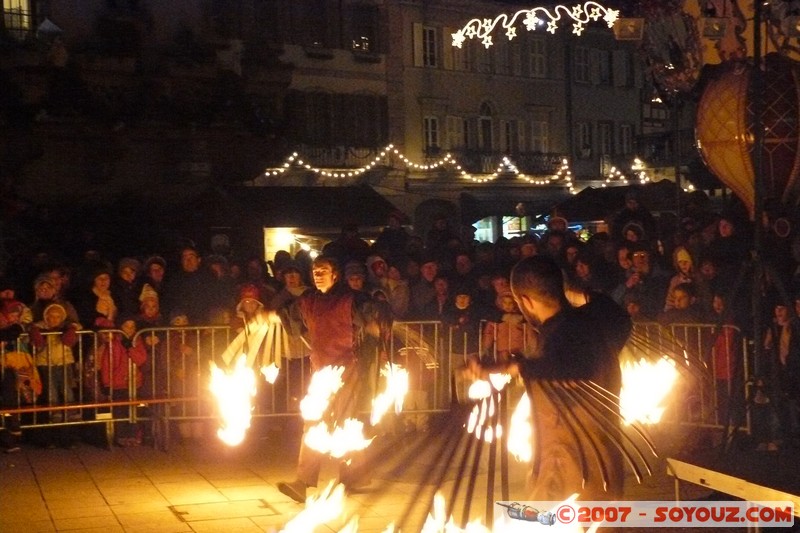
[1,415,797,532]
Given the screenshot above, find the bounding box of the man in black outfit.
[509,255,632,501]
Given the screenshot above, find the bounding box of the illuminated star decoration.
[452,1,619,48]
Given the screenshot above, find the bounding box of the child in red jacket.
[96,316,147,446]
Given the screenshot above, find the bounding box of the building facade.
[0,0,652,256]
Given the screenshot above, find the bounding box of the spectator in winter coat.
[30,303,82,423]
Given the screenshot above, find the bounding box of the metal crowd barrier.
[0,323,458,449]
[631,322,751,434]
[0,321,755,449]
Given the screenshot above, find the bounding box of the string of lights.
[451,1,619,49]
[605,157,653,186]
[259,144,576,186]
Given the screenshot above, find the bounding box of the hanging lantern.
[695,53,800,218]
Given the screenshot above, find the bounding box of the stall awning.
[212,185,400,230]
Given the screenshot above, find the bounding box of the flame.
[465,373,513,443]
[507,392,532,462]
[488,372,511,391]
[422,492,491,533]
[468,373,511,400]
[304,418,374,458]
[260,362,280,384]
[280,481,346,532]
[300,365,345,421]
[620,356,678,424]
[370,363,410,425]
[468,379,492,400]
[209,354,257,446]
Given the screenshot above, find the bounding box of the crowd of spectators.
[1,190,799,451]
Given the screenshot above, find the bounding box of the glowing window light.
[452,2,618,49]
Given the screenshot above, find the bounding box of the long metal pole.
[751,2,765,375]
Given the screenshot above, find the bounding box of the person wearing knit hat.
[345,261,367,292]
[0,276,32,326]
[234,283,266,326]
[30,301,83,426]
[118,257,141,277]
[408,253,439,320]
[72,263,117,330]
[137,283,163,328]
[30,272,81,325]
[664,246,698,312]
[365,255,388,290]
[113,257,144,320]
[139,283,159,304]
[34,273,54,291]
[142,255,167,295]
[0,299,27,355]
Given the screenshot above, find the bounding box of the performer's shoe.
[277,480,307,503]
[339,476,372,494]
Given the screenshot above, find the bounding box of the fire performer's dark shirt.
[519,292,632,502]
[520,292,630,393]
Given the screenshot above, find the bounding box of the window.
[530,120,549,153]
[597,50,611,85]
[423,116,440,151]
[453,40,472,71]
[500,120,518,153]
[478,102,493,151]
[510,39,522,76]
[619,124,633,155]
[349,3,379,52]
[574,46,590,83]
[494,40,510,75]
[464,117,477,149]
[576,122,592,157]
[292,0,329,48]
[422,26,438,67]
[477,41,492,73]
[598,122,613,155]
[528,36,546,78]
[335,93,388,148]
[286,90,387,147]
[446,115,465,150]
[3,0,32,40]
[613,50,632,87]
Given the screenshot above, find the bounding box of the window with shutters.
[531,119,549,153]
[478,103,493,151]
[619,123,633,155]
[446,115,465,150]
[477,42,492,73]
[424,116,440,151]
[422,26,438,67]
[598,121,613,155]
[529,36,547,78]
[576,121,592,157]
[574,46,590,83]
[500,120,519,153]
[597,50,611,85]
[612,50,632,87]
[453,40,472,71]
[495,40,511,75]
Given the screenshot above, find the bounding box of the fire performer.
[500,255,632,501]
[275,255,391,503]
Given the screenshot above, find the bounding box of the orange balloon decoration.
[696,53,800,218]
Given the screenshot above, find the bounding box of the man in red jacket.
[276,255,389,503]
